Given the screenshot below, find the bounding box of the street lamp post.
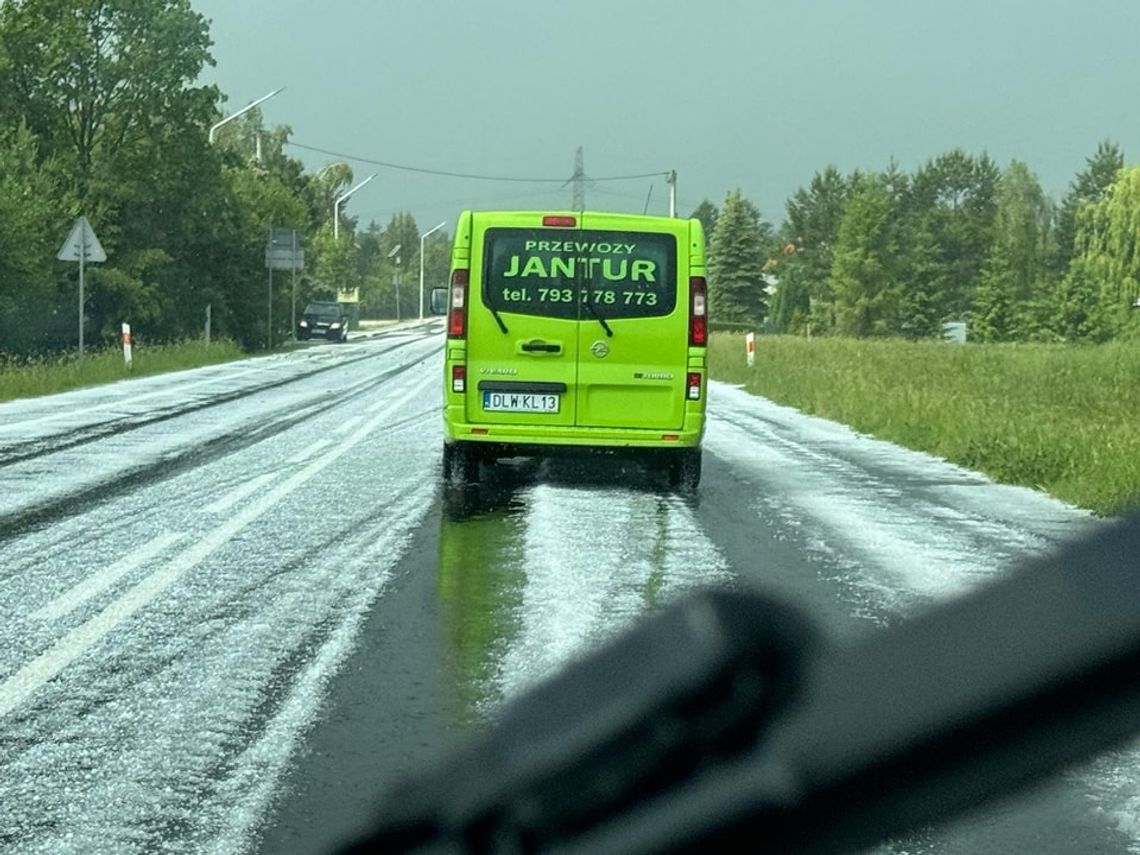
[419,220,447,320]
[208,88,285,144]
[333,173,377,240]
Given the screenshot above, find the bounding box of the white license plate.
[483,391,560,413]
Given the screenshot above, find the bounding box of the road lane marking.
[287,438,334,465]
[201,472,281,515]
[32,531,186,621]
[0,381,418,720]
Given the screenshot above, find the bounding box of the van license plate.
[483,392,560,413]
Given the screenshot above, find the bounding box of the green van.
[441,210,708,493]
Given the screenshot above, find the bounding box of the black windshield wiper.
[582,297,613,338]
[347,512,1140,855]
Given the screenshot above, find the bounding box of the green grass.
[709,334,1140,517]
[0,339,247,405]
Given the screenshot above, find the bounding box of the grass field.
[0,339,246,405]
[709,334,1140,517]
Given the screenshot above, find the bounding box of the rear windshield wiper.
[488,304,509,334]
[582,297,613,338]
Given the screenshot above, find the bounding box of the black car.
[296,301,349,342]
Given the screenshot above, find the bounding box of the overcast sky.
[191,0,1140,232]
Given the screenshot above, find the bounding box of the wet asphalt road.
[0,326,1136,854]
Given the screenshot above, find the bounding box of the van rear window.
[482,228,677,320]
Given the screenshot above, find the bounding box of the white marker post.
[122,323,133,367]
[57,216,107,358]
[745,331,756,366]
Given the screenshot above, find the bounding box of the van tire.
[670,448,702,496]
[443,442,479,487]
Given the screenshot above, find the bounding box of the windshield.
[0,1,1137,854]
[482,228,677,320]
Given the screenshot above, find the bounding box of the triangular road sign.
[57,216,107,263]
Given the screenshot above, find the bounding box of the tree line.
[697,143,1140,343]
[5,2,1136,359]
[0,0,449,358]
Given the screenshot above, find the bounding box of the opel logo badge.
[590,340,610,359]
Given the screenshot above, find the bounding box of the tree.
[1054,140,1123,276]
[707,191,774,326]
[829,180,901,337]
[1070,165,1140,340]
[906,150,1000,322]
[1052,257,1109,342]
[689,200,719,241]
[971,161,1053,341]
[0,0,258,350]
[783,165,850,330]
[895,221,946,339]
[0,124,69,352]
[767,260,811,334]
[0,0,214,204]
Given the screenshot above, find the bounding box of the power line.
[286,140,668,184]
[354,186,568,222]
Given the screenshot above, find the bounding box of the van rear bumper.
[443,413,704,450]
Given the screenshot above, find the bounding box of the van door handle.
[521,341,561,353]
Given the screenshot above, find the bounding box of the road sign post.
[57,216,107,358]
[266,228,304,348]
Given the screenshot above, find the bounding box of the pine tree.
[972,160,1053,340]
[784,165,849,331]
[707,190,773,326]
[906,150,1000,322]
[1054,140,1123,275]
[829,180,900,337]
[971,254,1016,342]
[688,200,719,241]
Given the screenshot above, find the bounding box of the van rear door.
[574,215,687,431]
[465,218,581,428]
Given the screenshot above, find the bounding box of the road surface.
[0,325,1135,854]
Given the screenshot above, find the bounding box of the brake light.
[542,215,577,228]
[448,268,469,339]
[689,276,707,347]
[687,372,702,401]
[451,364,466,393]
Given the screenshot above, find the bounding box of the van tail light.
[451,364,466,393]
[687,372,702,401]
[689,276,707,347]
[448,268,469,339]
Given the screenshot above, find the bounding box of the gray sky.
[192,0,1140,231]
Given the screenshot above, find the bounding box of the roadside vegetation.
[0,1,451,362]
[0,339,245,404]
[709,334,1140,516]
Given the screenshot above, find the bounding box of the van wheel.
[443,442,478,487]
[669,448,702,496]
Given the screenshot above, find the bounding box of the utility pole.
[666,170,677,218]
[571,146,586,212]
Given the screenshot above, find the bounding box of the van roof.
[466,210,690,227]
